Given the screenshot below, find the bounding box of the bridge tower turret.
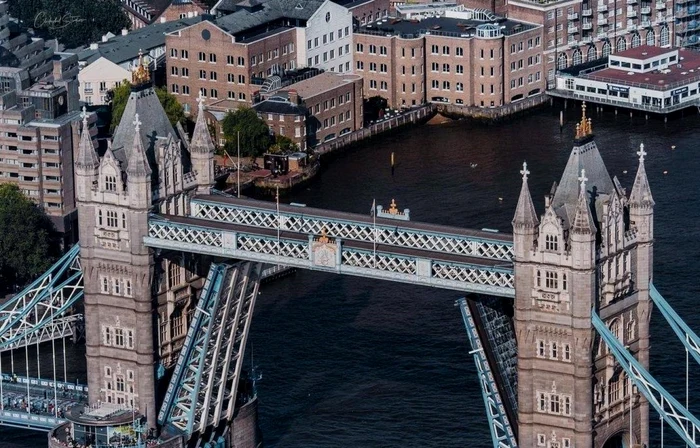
[513,105,651,448]
[190,92,216,194]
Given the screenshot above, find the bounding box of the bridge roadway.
[145,196,516,297]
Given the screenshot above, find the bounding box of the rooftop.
[356,15,537,39]
[253,96,308,115]
[74,16,203,65]
[612,45,672,60]
[579,48,700,91]
[287,72,361,99]
[216,0,325,36]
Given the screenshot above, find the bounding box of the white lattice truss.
[0,315,82,353]
[192,200,514,261]
[147,220,515,295]
[0,245,83,350]
[458,299,518,448]
[592,312,700,447]
[159,262,262,438]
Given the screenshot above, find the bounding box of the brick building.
[121,0,209,29]
[354,10,543,108]
[166,0,355,113]
[253,92,308,150]
[283,72,363,146]
[457,0,673,88]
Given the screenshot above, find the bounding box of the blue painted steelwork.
[0,245,83,350]
[190,196,514,261]
[0,409,65,431]
[592,311,700,446]
[649,283,700,366]
[158,261,262,438]
[458,298,518,448]
[144,217,515,297]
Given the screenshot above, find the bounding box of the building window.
[107,210,118,228]
[113,278,121,295]
[198,52,206,62]
[608,378,620,404]
[550,342,558,359]
[564,343,571,361]
[101,276,109,293]
[105,176,116,192]
[116,377,125,392]
[169,260,181,288]
[537,434,546,446]
[626,321,635,342]
[209,53,216,63]
[537,340,545,357]
[545,271,558,289]
[545,234,558,251]
[115,328,124,346]
[538,392,547,411]
[125,279,132,297]
[550,393,560,413]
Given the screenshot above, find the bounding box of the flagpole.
[237,131,241,198]
[372,199,377,269]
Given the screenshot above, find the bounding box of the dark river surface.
[4,106,700,447]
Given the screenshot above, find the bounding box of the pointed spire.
[191,91,215,154]
[630,143,654,209]
[571,168,597,234]
[127,113,152,177]
[75,106,100,170]
[513,161,539,229]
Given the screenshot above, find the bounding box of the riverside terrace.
[551,45,700,114]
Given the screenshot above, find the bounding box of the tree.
[0,184,61,295]
[107,81,185,132]
[221,107,271,159]
[363,96,389,123]
[268,135,299,154]
[9,0,130,49]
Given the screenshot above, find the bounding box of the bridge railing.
[144,217,515,297]
[190,197,515,262]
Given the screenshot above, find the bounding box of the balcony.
[568,12,579,20]
[582,8,593,15]
[627,9,637,17]
[597,30,608,37]
[582,21,593,29]
[626,0,637,4]
[581,35,594,43]
[568,25,579,33]
[597,3,607,11]
[655,1,666,8]
[83,88,93,95]
[597,17,609,25]
[628,23,638,30]
[641,6,651,13]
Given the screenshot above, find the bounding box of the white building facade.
[299,0,354,73]
[78,57,131,105]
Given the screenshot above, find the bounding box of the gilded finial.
[318,227,330,244]
[389,199,398,214]
[131,49,151,85]
[575,102,593,140]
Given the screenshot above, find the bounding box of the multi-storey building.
[513,109,653,447]
[354,10,543,108]
[0,3,85,238]
[75,17,203,105]
[458,0,673,87]
[253,91,309,151]
[121,0,209,29]
[167,0,355,112]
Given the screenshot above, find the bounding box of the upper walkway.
[145,195,516,297]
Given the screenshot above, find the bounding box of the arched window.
[602,41,611,57]
[631,33,641,48]
[572,49,583,66]
[646,30,655,46]
[587,46,597,62]
[610,319,621,341]
[116,377,125,392]
[660,26,669,47]
[169,260,181,288]
[616,37,627,52]
[536,270,542,287]
[98,209,103,226]
[122,212,127,229]
[557,53,568,70]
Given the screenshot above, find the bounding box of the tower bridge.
[1,57,699,448]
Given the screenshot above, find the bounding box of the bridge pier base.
[227,396,263,448]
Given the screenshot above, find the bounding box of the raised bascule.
[3,58,700,448]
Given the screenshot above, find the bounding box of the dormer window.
[545,234,559,251]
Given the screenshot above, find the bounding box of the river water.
[5,106,700,447]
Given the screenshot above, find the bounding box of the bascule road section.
[143,195,516,298]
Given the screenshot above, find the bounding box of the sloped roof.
[551,138,614,229]
[111,86,177,172]
[216,0,325,35]
[253,97,307,115]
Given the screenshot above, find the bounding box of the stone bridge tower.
[512,106,653,448]
[75,56,214,430]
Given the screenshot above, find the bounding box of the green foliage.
[268,135,299,154]
[10,0,130,49]
[221,108,271,159]
[0,184,61,295]
[364,96,388,122]
[107,81,185,133]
